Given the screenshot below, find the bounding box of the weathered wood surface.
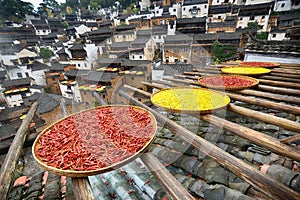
[270,72,300,79]
[271,68,300,75]
[141,153,195,200]
[119,90,300,200]
[0,102,38,199]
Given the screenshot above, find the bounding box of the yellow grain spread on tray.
[151,88,230,112]
[221,67,271,75]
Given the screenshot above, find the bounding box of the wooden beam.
[257,85,300,96]
[258,79,300,90]
[271,68,300,75]
[270,72,300,79]
[259,75,300,83]
[0,102,38,199]
[141,81,166,90]
[118,90,300,200]
[59,100,95,200]
[236,89,300,105]
[280,134,300,144]
[228,104,300,133]
[141,153,195,200]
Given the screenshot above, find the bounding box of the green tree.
[40,47,54,62]
[61,21,69,28]
[0,0,35,23]
[247,21,261,30]
[211,41,236,64]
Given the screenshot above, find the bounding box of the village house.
[181,0,209,18]
[152,25,168,48]
[45,62,69,95]
[208,4,233,23]
[151,14,177,26]
[163,34,193,64]
[129,36,156,61]
[68,43,98,70]
[88,27,114,45]
[30,19,51,37]
[176,17,207,33]
[107,42,131,58]
[210,0,235,6]
[237,3,273,32]
[207,20,237,33]
[47,19,64,33]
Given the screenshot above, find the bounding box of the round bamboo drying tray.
[240,61,280,68]
[221,66,271,76]
[198,75,259,90]
[151,87,230,114]
[32,105,157,177]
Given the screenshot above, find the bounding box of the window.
[183,7,185,11]
[184,48,188,52]
[218,16,221,19]
[217,0,219,3]
[85,63,87,68]
[240,17,243,20]
[272,34,276,38]
[281,3,285,7]
[205,5,207,8]
[25,72,29,77]
[131,77,134,80]
[250,16,255,20]
[102,94,106,98]
[140,55,143,59]
[262,16,265,19]
[173,9,176,12]
[78,64,81,67]
[17,72,22,78]
[132,55,135,59]
[52,77,56,81]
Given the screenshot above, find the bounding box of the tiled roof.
[176,17,207,24]
[182,0,208,5]
[2,78,31,88]
[30,61,50,71]
[64,69,89,77]
[83,71,118,82]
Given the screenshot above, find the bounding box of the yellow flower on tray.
[221,66,271,75]
[151,88,230,114]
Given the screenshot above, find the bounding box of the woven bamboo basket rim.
[150,87,231,114]
[32,105,157,177]
[221,66,271,76]
[240,61,280,68]
[198,75,259,91]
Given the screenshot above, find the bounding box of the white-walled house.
[129,37,156,61]
[139,0,151,11]
[237,3,273,32]
[211,0,235,5]
[182,0,209,18]
[74,24,91,38]
[244,0,274,5]
[268,29,288,40]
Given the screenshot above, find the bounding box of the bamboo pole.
[270,72,300,79]
[280,134,300,144]
[118,90,300,200]
[174,74,199,80]
[228,104,300,133]
[237,89,300,105]
[256,85,300,96]
[0,102,38,199]
[59,99,95,200]
[141,153,195,200]
[271,68,300,75]
[258,79,300,90]
[259,75,300,83]
[192,69,220,73]
[141,81,166,90]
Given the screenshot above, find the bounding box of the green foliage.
[40,47,54,61]
[256,32,269,40]
[247,21,261,30]
[61,21,69,28]
[211,41,237,64]
[126,2,140,14]
[0,0,35,23]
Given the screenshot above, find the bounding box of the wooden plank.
[141,153,195,200]
[258,79,300,90]
[0,102,38,199]
[141,81,166,90]
[119,90,300,200]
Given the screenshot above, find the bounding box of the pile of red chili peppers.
[199,76,256,88]
[35,106,156,171]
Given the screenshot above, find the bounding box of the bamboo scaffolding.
[118,89,300,200]
[0,102,38,199]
